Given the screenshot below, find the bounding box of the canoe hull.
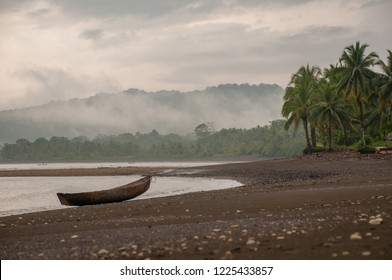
[56,175,152,206]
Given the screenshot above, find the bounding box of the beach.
[0,151,391,260]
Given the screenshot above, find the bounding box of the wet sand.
[0,151,391,259]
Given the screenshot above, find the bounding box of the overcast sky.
[1,0,391,110]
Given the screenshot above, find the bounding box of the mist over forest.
[0,83,283,144]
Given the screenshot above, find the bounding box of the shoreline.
[0,155,261,165]
[1,151,391,259]
[0,166,166,177]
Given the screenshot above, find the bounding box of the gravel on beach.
[0,151,391,260]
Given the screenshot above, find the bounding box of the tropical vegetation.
[0,120,305,161]
[282,41,392,152]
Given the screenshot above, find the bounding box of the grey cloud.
[0,0,315,15]
[284,25,353,42]
[51,0,202,18]
[29,8,50,17]
[16,67,121,107]
[80,29,104,40]
[0,0,30,12]
[50,0,319,22]
[229,0,321,9]
[352,0,390,9]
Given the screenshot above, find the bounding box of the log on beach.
[0,151,391,260]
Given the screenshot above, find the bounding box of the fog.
[0,83,283,143]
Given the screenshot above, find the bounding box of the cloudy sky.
[1,0,391,110]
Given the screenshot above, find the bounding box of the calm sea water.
[0,162,242,217]
[0,160,242,171]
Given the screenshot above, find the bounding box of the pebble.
[350,233,362,240]
[117,247,128,251]
[221,251,233,260]
[276,236,285,240]
[0,223,6,228]
[98,249,109,255]
[246,238,256,245]
[341,251,350,256]
[369,218,383,225]
[195,246,203,251]
[71,235,79,239]
[361,251,371,257]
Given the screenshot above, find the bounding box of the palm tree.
[324,64,356,145]
[337,41,379,147]
[310,79,351,150]
[282,64,321,152]
[371,50,392,139]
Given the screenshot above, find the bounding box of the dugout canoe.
[56,175,152,206]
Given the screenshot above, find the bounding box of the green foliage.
[282,65,321,150]
[194,122,216,138]
[283,42,392,153]
[0,120,305,161]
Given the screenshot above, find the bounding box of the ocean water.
[0,160,244,171]
[0,175,242,217]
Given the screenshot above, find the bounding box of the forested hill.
[0,83,283,144]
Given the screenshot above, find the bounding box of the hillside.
[0,83,283,143]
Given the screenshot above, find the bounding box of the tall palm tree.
[282,64,321,152]
[337,41,379,147]
[310,79,351,150]
[371,50,392,139]
[324,64,356,145]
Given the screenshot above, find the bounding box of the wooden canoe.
[56,175,152,206]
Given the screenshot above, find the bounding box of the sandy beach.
[0,151,391,260]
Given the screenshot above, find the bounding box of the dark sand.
[0,151,391,260]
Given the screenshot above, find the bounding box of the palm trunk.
[358,98,366,148]
[311,125,317,148]
[384,103,391,140]
[328,115,332,151]
[303,118,311,153]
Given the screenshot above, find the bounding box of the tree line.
[0,120,305,161]
[282,41,392,152]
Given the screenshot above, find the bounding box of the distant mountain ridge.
[0,83,284,144]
